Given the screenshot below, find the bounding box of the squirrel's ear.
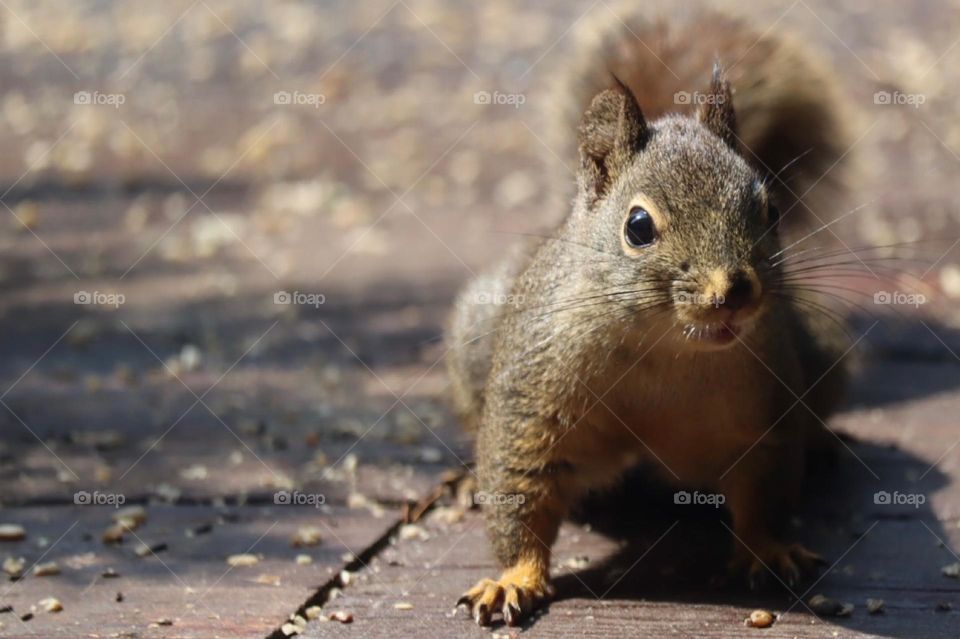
[698,64,738,150]
[577,84,647,201]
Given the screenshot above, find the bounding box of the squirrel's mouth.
[681,321,740,347]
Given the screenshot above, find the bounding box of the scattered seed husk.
[255,574,281,586]
[744,609,775,628]
[74,429,125,451]
[2,557,25,579]
[942,562,960,578]
[0,525,25,542]
[837,603,854,617]
[808,594,845,616]
[153,483,182,503]
[431,506,465,525]
[281,613,307,635]
[328,610,353,624]
[227,553,259,567]
[39,597,62,613]
[101,568,120,579]
[102,524,126,544]
[94,465,112,483]
[134,541,167,557]
[291,526,322,547]
[295,554,312,566]
[398,524,429,542]
[84,375,102,393]
[179,463,208,481]
[561,555,590,570]
[940,265,960,299]
[394,602,414,610]
[113,507,146,532]
[12,202,39,232]
[304,605,323,620]
[32,562,59,577]
[419,446,443,463]
[186,523,213,538]
[339,569,353,585]
[866,598,885,614]
[151,618,173,627]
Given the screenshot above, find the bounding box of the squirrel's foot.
[457,562,554,626]
[729,540,825,590]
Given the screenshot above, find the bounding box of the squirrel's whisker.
[774,284,902,321]
[488,285,676,324]
[770,148,815,184]
[774,265,915,284]
[769,292,855,341]
[767,237,954,270]
[772,256,933,275]
[775,282,882,308]
[767,200,877,261]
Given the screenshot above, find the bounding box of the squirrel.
[447,2,856,627]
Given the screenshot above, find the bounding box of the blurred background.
[2,1,960,637]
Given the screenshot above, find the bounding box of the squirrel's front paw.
[457,563,554,626]
[729,540,826,590]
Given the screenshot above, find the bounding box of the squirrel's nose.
[718,269,759,311]
[703,268,760,311]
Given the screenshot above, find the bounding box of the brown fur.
[549,2,855,231]
[450,3,853,627]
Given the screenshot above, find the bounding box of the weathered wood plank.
[0,504,395,638]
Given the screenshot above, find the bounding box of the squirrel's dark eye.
[768,203,781,229]
[624,207,657,247]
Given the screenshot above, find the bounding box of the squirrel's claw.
[458,573,553,626]
[730,541,825,591]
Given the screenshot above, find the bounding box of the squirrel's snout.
[700,268,761,313]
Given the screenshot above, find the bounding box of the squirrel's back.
[549,3,855,233]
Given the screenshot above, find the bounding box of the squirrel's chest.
[566,345,792,482]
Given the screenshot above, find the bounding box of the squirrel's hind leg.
[447,246,529,432]
[720,435,825,590]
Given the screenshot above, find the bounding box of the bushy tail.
[547,2,856,237]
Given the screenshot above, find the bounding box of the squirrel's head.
[573,67,781,351]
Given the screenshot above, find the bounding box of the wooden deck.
[2,0,960,636]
